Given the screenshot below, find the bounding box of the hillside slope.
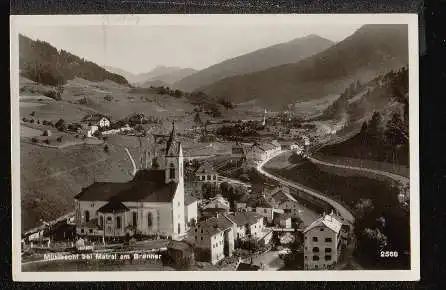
[19,34,130,87]
[201,24,408,109]
[173,34,334,92]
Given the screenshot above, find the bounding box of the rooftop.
[226,212,264,226]
[185,195,198,205]
[74,169,178,203]
[97,200,129,213]
[304,212,343,234]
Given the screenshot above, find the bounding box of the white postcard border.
[10,13,420,281]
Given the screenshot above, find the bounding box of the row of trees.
[216,123,261,139]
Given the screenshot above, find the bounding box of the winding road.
[257,150,355,224]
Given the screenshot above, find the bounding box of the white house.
[226,212,265,241]
[190,214,235,264]
[303,212,343,270]
[74,123,186,240]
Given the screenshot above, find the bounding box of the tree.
[385,112,408,145]
[367,112,384,143]
[174,89,183,98]
[104,144,109,153]
[56,136,63,143]
[55,119,65,131]
[30,111,35,117]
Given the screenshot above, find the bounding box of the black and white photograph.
[10,14,419,281]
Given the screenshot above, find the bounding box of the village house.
[203,194,230,211]
[268,187,302,220]
[74,123,187,240]
[276,213,292,229]
[245,141,282,166]
[195,162,219,185]
[190,214,235,265]
[303,211,344,270]
[81,113,110,128]
[235,193,283,225]
[225,212,266,241]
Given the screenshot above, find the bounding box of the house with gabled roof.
[195,161,219,184]
[74,123,186,240]
[190,214,235,264]
[81,113,110,128]
[303,211,344,270]
[268,187,302,220]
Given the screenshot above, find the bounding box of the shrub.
[55,119,65,131]
[30,111,35,117]
[22,118,27,122]
[30,119,35,123]
[44,139,50,145]
[75,134,79,138]
[104,95,113,102]
[44,90,62,101]
[104,145,109,153]
[31,137,38,143]
[56,136,63,143]
[102,136,108,141]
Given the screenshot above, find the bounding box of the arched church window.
[169,163,175,180]
[147,212,153,228]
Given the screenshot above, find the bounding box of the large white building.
[74,123,186,240]
[303,212,343,270]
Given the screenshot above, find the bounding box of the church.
[73,123,186,240]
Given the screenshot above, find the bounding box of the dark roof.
[113,180,178,203]
[82,113,108,123]
[227,212,264,226]
[97,200,129,213]
[74,169,177,203]
[185,195,198,205]
[237,263,260,271]
[74,182,134,201]
[197,215,233,235]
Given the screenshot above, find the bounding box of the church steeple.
[165,121,177,157]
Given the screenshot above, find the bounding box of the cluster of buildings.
[74,123,196,240]
[189,211,271,265]
[69,119,349,269]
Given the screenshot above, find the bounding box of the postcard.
[10,14,419,281]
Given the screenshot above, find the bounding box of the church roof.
[74,182,134,201]
[97,200,129,213]
[74,169,178,203]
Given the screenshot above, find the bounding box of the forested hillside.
[19,34,130,87]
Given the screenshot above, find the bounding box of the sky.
[18,23,362,75]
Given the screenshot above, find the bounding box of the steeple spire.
[165,120,177,156]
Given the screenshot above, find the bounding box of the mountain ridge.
[173,34,335,92]
[200,24,408,109]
